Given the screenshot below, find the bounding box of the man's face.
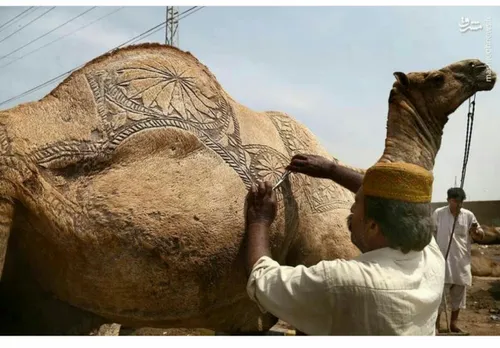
[348,188,371,253]
[448,198,463,212]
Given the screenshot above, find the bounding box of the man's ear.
[393,71,409,87]
[365,219,385,241]
[364,219,378,236]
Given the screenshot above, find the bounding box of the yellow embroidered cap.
[363,162,434,203]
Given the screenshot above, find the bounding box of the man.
[433,187,484,334]
[244,154,445,335]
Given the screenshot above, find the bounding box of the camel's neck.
[378,93,447,171]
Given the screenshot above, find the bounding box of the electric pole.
[165,6,179,47]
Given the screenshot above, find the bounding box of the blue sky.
[0,6,498,202]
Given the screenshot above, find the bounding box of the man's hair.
[447,187,466,201]
[364,196,433,254]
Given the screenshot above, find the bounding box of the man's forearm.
[328,163,364,194]
[245,222,272,277]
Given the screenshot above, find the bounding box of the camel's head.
[381,59,496,170]
[391,59,496,119]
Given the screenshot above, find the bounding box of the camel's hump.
[47,43,227,104]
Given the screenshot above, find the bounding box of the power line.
[180,6,204,20]
[0,6,56,45]
[0,7,35,33]
[127,6,201,46]
[133,6,204,45]
[0,7,124,70]
[0,6,200,107]
[0,6,203,108]
[0,7,96,63]
[118,6,198,47]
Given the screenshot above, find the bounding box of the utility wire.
[118,6,198,47]
[129,6,204,45]
[0,6,203,108]
[0,7,124,70]
[97,6,198,52]
[0,7,96,63]
[0,7,56,45]
[0,7,35,33]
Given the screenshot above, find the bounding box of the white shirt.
[432,206,483,286]
[246,237,445,335]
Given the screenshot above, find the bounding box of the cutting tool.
[272,170,291,190]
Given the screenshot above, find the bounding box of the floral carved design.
[30,57,347,214]
[266,112,352,213]
[243,144,306,205]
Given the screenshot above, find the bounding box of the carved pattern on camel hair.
[267,112,353,213]
[28,62,351,214]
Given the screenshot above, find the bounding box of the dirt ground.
[441,243,500,336]
[114,244,500,336]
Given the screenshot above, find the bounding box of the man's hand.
[286,153,364,194]
[286,154,335,179]
[245,181,277,227]
[469,223,484,241]
[244,181,277,275]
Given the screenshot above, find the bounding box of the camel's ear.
[393,72,409,87]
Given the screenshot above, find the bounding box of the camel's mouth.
[474,63,496,91]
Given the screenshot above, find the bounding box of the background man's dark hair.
[447,187,466,201]
[364,196,433,254]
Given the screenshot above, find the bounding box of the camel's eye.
[432,74,445,82]
[425,73,445,88]
[469,62,475,68]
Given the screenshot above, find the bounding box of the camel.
[471,247,500,277]
[0,43,496,334]
[475,225,500,244]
